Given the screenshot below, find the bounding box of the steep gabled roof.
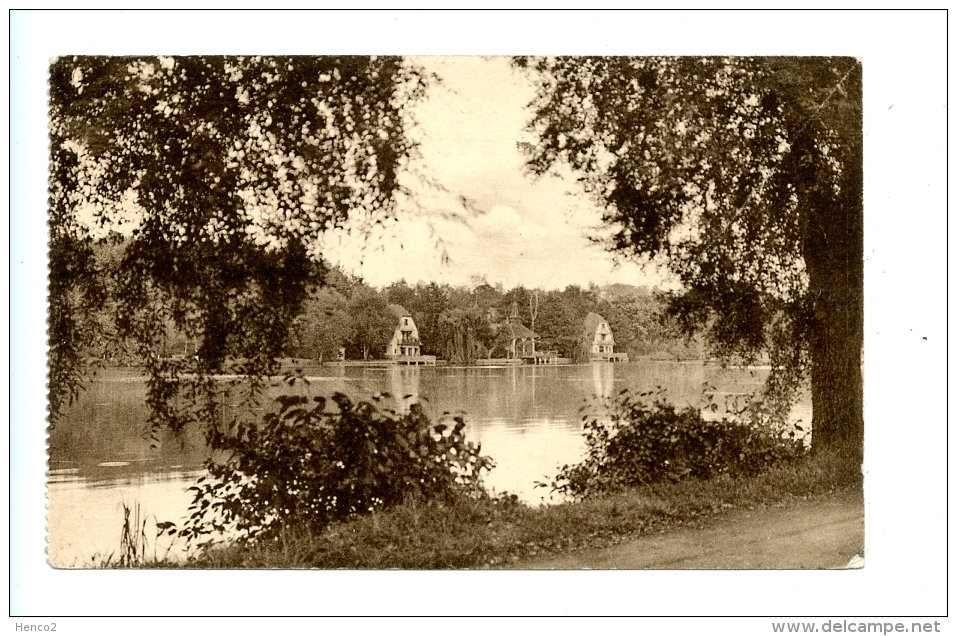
[583,312,606,335]
[508,318,537,340]
[388,304,411,320]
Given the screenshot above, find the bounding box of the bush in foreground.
[550,389,807,499]
[178,392,493,548]
[181,450,859,569]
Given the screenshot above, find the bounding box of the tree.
[517,57,862,459]
[346,288,395,360]
[438,304,493,363]
[408,282,449,357]
[49,56,426,429]
[535,290,584,357]
[289,287,354,362]
[383,279,417,311]
[501,286,533,325]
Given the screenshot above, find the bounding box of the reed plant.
[95,502,179,568]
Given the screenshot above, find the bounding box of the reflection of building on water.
[52,362,814,564]
[388,365,421,412]
[592,360,615,399]
[504,365,543,424]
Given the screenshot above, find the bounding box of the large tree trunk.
[806,262,864,462]
[802,97,864,463]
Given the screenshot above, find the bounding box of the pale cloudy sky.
[319,56,667,290]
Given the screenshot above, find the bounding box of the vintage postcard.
[46,51,863,570]
[12,9,946,621]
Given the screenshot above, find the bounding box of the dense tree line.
[77,260,700,366]
[286,274,702,363]
[72,249,701,366]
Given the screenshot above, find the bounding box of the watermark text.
[771,621,941,634]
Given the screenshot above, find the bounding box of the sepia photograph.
[11,8,947,621]
[46,50,865,570]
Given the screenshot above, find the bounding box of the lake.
[46,360,810,566]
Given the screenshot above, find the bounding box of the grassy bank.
[151,452,860,569]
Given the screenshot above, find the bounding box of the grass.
[92,502,180,568]
[138,450,860,569]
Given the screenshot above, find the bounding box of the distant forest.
[82,239,702,366]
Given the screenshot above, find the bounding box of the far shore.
[86,354,756,376]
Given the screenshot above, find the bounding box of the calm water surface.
[47,361,810,566]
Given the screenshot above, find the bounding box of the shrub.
[550,388,806,499]
[178,392,493,548]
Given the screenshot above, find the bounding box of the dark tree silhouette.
[516,56,862,460]
[49,55,427,429]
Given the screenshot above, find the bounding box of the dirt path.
[522,492,864,570]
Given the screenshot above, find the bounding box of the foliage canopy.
[49,55,427,427]
[516,56,863,456]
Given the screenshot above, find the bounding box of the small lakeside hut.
[582,312,626,361]
[506,316,538,360]
[385,305,421,359]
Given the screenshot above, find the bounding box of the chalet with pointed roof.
[386,305,421,359]
[582,312,627,361]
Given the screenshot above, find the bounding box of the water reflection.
[593,361,615,399]
[47,469,200,567]
[47,361,810,565]
[388,366,421,413]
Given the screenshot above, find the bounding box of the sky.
[318,56,668,290]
